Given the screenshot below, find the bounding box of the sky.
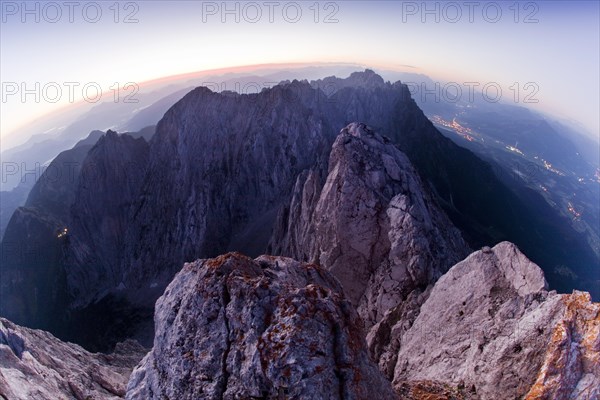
[1,0,599,141]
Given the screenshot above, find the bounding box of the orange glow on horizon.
[2,59,426,144]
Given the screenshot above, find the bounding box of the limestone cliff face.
[124,245,598,400]
[121,84,339,297]
[1,244,597,399]
[0,318,146,400]
[270,122,469,329]
[126,252,397,400]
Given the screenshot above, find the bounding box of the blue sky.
[1,0,599,138]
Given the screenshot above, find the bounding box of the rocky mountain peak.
[2,242,597,399]
[312,69,388,92]
[472,241,548,296]
[271,122,469,327]
[341,121,389,143]
[2,69,596,383]
[349,68,386,86]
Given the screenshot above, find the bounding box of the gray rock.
[270,123,469,330]
[390,241,597,399]
[0,318,146,400]
[121,83,339,297]
[524,290,600,399]
[366,287,431,380]
[126,252,396,400]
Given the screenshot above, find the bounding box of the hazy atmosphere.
[1,1,599,144]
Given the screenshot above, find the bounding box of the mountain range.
[0,70,598,399]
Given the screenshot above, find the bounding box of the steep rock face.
[366,286,432,379]
[270,123,469,328]
[112,73,600,310]
[126,252,396,400]
[0,318,146,400]
[0,131,97,330]
[389,242,599,399]
[121,83,341,296]
[121,71,455,302]
[0,208,68,331]
[64,131,150,308]
[0,131,152,351]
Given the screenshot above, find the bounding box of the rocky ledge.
[379,242,599,399]
[0,318,147,399]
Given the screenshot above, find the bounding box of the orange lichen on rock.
[204,252,251,269]
[524,291,600,399]
[202,252,263,279]
[395,380,474,400]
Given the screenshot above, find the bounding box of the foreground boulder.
[126,252,397,399]
[382,242,599,399]
[0,318,146,399]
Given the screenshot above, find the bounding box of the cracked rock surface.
[270,122,470,330]
[389,242,599,399]
[0,318,146,400]
[126,252,397,400]
[524,290,599,400]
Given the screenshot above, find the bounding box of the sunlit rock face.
[524,291,599,400]
[382,242,599,400]
[126,252,397,400]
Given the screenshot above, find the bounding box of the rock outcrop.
[126,252,396,400]
[385,242,599,399]
[0,318,146,400]
[270,122,469,329]
[1,243,597,399]
[524,290,599,400]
